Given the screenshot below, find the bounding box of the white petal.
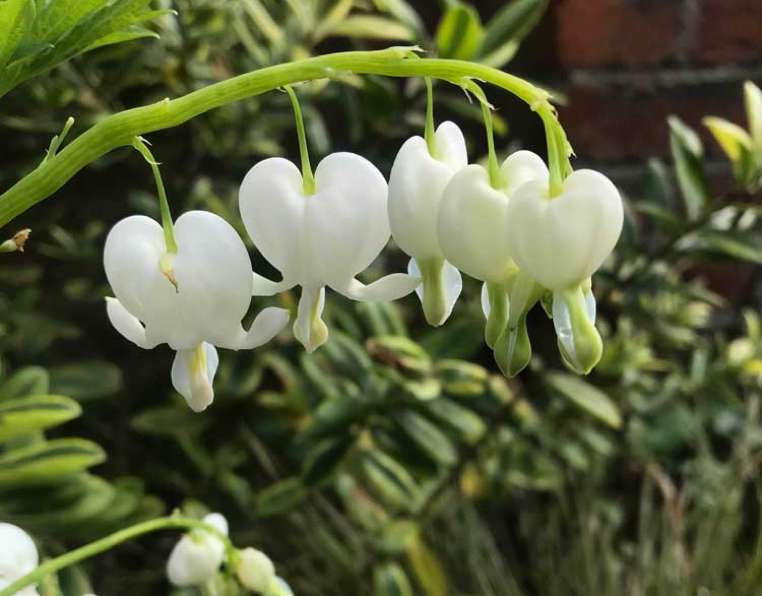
[584,289,597,324]
[0,523,38,580]
[481,282,490,319]
[294,286,328,353]
[239,158,307,284]
[388,123,467,260]
[252,272,296,296]
[267,577,294,596]
[105,297,157,349]
[307,153,390,285]
[173,211,254,348]
[202,512,229,536]
[506,169,623,290]
[437,165,514,283]
[333,273,420,302]
[408,258,424,301]
[166,533,224,587]
[236,548,276,593]
[226,306,290,350]
[500,150,549,197]
[552,291,578,371]
[104,215,192,348]
[171,343,219,412]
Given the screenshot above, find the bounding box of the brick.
[558,78,746,161]
[535,0,682,69]
[694,0,762,65]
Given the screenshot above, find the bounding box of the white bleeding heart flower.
[239,152,420,353]
[438,150,549,284]
[0,523,40,596]
[236,547,276,593]
[388,122,467,326]
[504,169,623,292]
[167,513,228,587]
[267,577,294,596]
[104,210,290,412]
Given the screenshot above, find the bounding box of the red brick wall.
[522,0,762,165]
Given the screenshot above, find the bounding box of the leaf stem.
[0,48,554,228]
[0,516,234,596]
[284,85,316,195]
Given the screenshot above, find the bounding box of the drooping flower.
[104,210,290,411]
[167,513,228,587]
[505,169,623,373]
[438,150,549,349]
[0,523,40,596]
[388,121,467,326]
[236,547,276,593]
[239,152,420,353]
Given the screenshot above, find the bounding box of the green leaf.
[255,477,308,516]
[0,366,49,400]
[0,395,81,442]
[393,410,457,466]
[421,398,486,443]
[545,372,622,428]
[480,0,547,64]
[324,15,413,41]
[0,438,106,487]
[372,0,424,34]
[82,24,158,52]
[436,3,484,60]
[668,116,711,220]
[0,0,34,68]
[360,449,420,511]
[688,231,762,264]
[406,536,448,596]
[374,561,414,596]
[131,406,211,437]
[302,435,354,486]
[49,361,122,400]
[703,116,753,162]
[34,0,106,44]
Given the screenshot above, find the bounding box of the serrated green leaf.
[49,361,122,400]
[436,3,483,60]
[668,116,711,220]
[82,24,158,52]
[0,395,81,442]
[546,372,621,428]
[374,561,414,596]
[34,0,106,44]
[0,438,106,487]
[0,366,49,400]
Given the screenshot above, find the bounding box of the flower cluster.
[103,85,623,409]
[167,513,290,595]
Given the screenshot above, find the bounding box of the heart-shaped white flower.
[0,523,40,596]
[388,122,467,325]
[104,210,290,411]
[239,152,420,352]
[438,150,549,284]
[167,513,228,587]
[505,169,624,291]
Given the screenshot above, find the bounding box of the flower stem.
[468,82,502,189]
[0,516,234,596]
[284,85,316,195]
[0,48,556,228]
[536,102,570,197]
[131,137,178,253]
[424,77,438,159]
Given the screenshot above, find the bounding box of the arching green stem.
[536,102,571,197]
[284,85,316,195]
[0,48,560,228]
[0,516,235,596]
[424,77,438,158]
[131,137,178,254]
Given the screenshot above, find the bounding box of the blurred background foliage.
[0,1,761,595]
